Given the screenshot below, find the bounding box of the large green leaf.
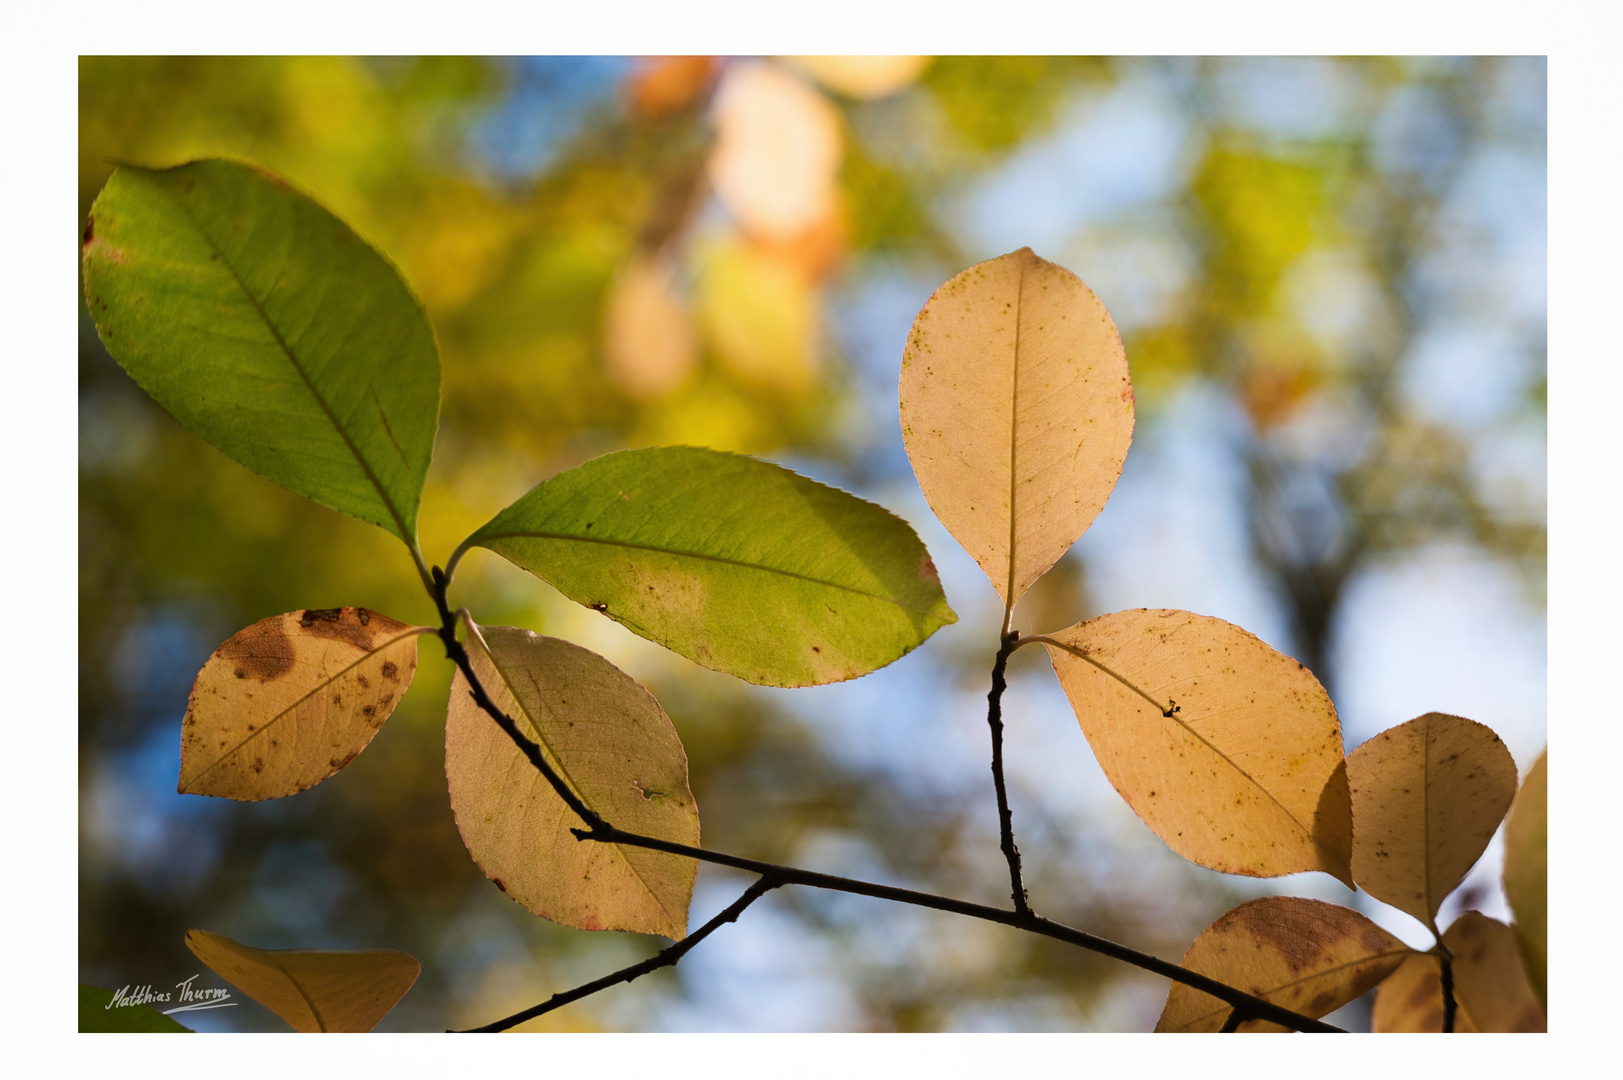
[454,446,957,686]
[79,985,193,1032]
[82,159,440,547]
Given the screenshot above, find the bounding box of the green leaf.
[82,159,441,548]
[455,446,957,687]
[79,985,193,1032]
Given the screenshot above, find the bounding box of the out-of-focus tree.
[79,55,1543,1031]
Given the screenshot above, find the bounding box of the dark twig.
[430,573,1341,1033]
[455,876,782,1033]
[1219,1007,1249,1033]
[987,630,1032,915]
[1438,948,1458,1033]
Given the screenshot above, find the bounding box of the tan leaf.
[178,608,426,801]
[445,620,699,939]
[1346,713,1518,929]
[1444,911,1546,1032]
[786,56,931,100]
[1156,897,1411,1032]
[1371,952,1480,1032]
[184,929,419,1032]
[1042,610,1353,883]
[900,248,1133,615]
[1503,748,1546,1007]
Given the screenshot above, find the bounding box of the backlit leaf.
[900,248,1133,614]
[1371,953,1480,1032]
[1042,609,1353,883]
[709,61,841,241]
[1503,747,1546,1007]
[456,447,956,687]
[1345,713,1518,928]
[445,620,699,939]
[184,929,419,1032]
[178,608,425,801]
[1156,896,1411,1032]
[1442,911,1546,1032]
[83,159,441,546]
[79,986,192,1033]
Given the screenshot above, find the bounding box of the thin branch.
[456,877,782,1033]
[1438,948,1458,1033]
[987,630,1032,915]
[1219,1007,1248,1033]
[428,573,1343,1033]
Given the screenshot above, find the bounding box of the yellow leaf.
[178,608,426,801]
[1345,713,1518,929]
[901,248,1133,615]
[445,620,699,940]
[184,929,419,1032]
[1444,911,1546,1032]
[1503,748,1546,1007]
[1042,609,1353,883]
[1371,953,1479,1032]
[603,253,697,400]
[696,235,821,396]
[1156,897,1411,1032]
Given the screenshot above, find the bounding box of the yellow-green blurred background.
[79,56,1546,1031]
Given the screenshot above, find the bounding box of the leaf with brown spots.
[899,248,1133,619]
[178,608,427,801]
[1372,952,1481,1032]
[1041,609,1354,883]
[1156,896,1412,1032]
[1440,911,1546,1032]
[1503,747,1546,1007]
[445,618,699,939]
[1346,713,1518,930]
[185,929,419,1032]
[455,446,955,687]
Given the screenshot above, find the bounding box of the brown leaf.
[177,608,425,800]
[1042,610,1353,883]
[184,929,419,1032]
[1156,897,1411,1032]
[1444,911,1546,1032]
[1503,748,1546,1007]
[445,620,699,940]
[1371,952,1480,1032]
[900,248,1133,615]
[1346,713,1518,929]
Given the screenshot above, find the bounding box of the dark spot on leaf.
[82,216,94,247]
[301,608,343,626]
[220,622,296,680]
[357,608,370,626]
[357,675,371,689]
[381,661,399,681]
[590,602,609,613]
[362,705,376,718]
[492,878,508,894]
[251,757,265,773]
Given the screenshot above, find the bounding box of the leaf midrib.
[1176,946,1413,1030]
[475,530,947,617]
[153,174,414,544]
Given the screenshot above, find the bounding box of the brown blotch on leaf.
[251,757,265,773]
[219,623,297,681]
[295,606,398,651]
[381,660,399,682]
[491,878,508,894]
[83,216,94,247]
[357,675,371,689]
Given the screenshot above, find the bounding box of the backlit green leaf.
[454,446,957,686]
[82,159,440,547]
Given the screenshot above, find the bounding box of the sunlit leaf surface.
[1503,748,1547,1007]
[185,929,419,1032]
[1044,609,1353,883]
[83,159,441,545]
[460,447,956,686]
[446,620,699,939]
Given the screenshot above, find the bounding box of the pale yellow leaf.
[1503,748,1546,1007]
[178,607,425,800]
[900,248,1133,613]
[445,620,699,939]
[1156,897,1411,1032]
[1444,911,1546,1032]
[604,253,697,400]
[184,929,419,1032]
[709,61,841,241]
[1042,610,1353,883]
[787,56,931,100]
[1346,713,1518,928]
[1371,953,1479,1032]
[696,235,821,395]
